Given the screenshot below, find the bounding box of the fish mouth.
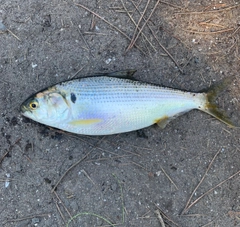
[20,104,31,115]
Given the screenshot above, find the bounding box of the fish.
[20,70,234,135]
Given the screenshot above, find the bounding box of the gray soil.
[0,1,240,227]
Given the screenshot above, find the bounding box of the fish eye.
[29,101,38,110]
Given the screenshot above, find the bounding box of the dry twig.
[183,169,240,213]
[51,135,107,192]
[86,155,132,163]
[231,26,240,36]
[160,166,178,190]
[74,3,145,54]
[69,64,87,79]
[83,31,107,35]
[53,191,73,219]
[7,29,21,41]
[184,28,234,35]
[154,210,166,227]
[126,0,151,52]
[55,202,65,223]
[228,210,240,219]
[160,1,183,9]
[201,220,215,227]
[154,204,179,227]
[81,169,96,185]
[182,149,240,215]
[198,21,225,28]
[181,149,221,214]
[51,149,93,192]
[120,0,156,51]
[77,25,94,58]
[3,213,50,225]
[129,0,183,73]
[176,4,240,15]
[126,0,161,51]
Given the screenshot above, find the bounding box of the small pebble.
[32,63,38,68]
[111,183,117,191]
[32,218,40,224]
[0,21,7,31]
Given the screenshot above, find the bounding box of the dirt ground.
[0,0,240,226]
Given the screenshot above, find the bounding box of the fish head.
[21,87,70,125]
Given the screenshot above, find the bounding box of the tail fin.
[201,77,235,128]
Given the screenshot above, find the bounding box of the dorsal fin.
[95,69,137,79]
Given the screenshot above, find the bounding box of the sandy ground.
[0,0,240,226]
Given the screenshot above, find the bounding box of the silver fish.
[21,70,234,135]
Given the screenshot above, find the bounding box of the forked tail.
[201,77,235,128]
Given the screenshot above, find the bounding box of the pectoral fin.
[69,119,102,125]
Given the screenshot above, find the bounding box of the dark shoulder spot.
[71,93,77,103]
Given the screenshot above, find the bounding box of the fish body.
[21,70,233,135]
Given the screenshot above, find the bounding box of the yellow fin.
[69,119,102,125]
[201,77,235,128]
[154,116,170,129]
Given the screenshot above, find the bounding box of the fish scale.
[21,70,234,135]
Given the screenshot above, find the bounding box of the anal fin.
[154,116,170,129]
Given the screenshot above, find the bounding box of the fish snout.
[20,104,29,114]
